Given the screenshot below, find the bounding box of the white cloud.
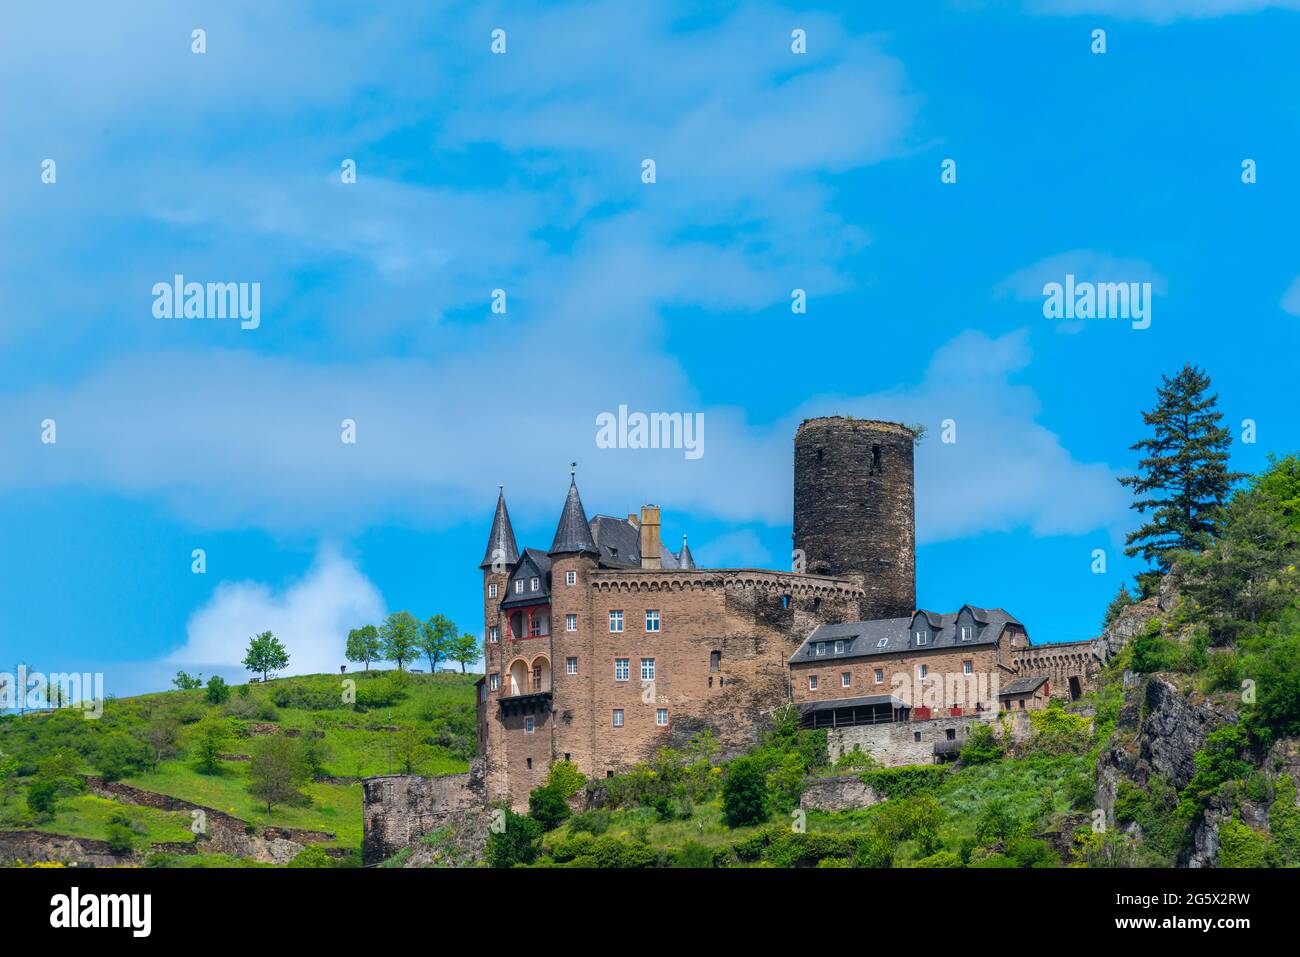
[169,547,385,677]
[1281,275,1300,316]
[0,326,1129,546]
[995,249,1168,301]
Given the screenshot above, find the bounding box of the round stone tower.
[793,417,916,620]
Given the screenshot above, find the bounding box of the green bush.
[551,833,658,868]
[567,809,610,836]
[1179,723,1253,817]
[959,723,1004,766]
[528,783,571,832]
[861,765,946,799]
[1026,709,1093,756]
[1218,816,1270,868]
[1130,623,1181,674]
[1269,775,1300,866]
[93,732,151,782]
[831,746,876,773]
[722,756,769,827]
[912,850,963,868]
[546,760,586,799]
[486,808,541,868]
[287,845,334,868]
[205,675,230,706]
[105,823,135,855]
[1005,836,1059,868]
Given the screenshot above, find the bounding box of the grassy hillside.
[0,669,478,860]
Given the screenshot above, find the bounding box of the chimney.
[627,513,639,527]
[639,505,661,569]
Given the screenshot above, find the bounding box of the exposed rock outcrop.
[799,776,880,812]
[83,776,335,864]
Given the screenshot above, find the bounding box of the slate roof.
[677,536,696,570]
[549,478,599,556]
[588,514,698,570]
[500,548,553,608]
[790,606,1024,665]
[999,675,1048,697]
[479,487,520,570]
[795,693,909,714]
[590,514,641,567]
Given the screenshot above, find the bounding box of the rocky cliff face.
[1097,674,1231,803]
[1095,673,1238,865]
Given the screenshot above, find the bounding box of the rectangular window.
[488,583,498,598]
[834,640,844,654]
[814,642,825,656]
[919,664,928,678]
[641,658,656,681]
[566,570,576,586]
[613,709,624,728]
[490,673,499,691]
[566,657,577,675]
[615,658,629,681]
[656,708,668,727]
[874,668,884,685]
[645,609,660,632]
[514,579,524,594]
[709,651,721,672]
[915,631,927,645]
[914,731,922,742]
[525,717,535,734]
[877,638,888,648]
[808,675,818,691]
[609,610,624,633]
[565,613,577,632]
[841,672,851,688]
[530,576,540,591]
[530,616,542,638]
[963,660,973,675]
[960,626,972,641]
[488,625,498,643]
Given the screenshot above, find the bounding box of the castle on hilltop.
[474,417,1104,808]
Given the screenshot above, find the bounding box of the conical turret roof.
[479,486,520,570]
[549,472,599,557]
[678,534,696,570]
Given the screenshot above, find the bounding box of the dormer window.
[960,625,973,641]
[915,630,928,645]
[530,576,540,591]
[815,642,826,656]
[514,579,524,594]
[834,640,845,654]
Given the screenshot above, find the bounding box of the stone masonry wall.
[483,564,863,809]
[362,771,484,865]
[827,714,992,766]
[793,417,916,620]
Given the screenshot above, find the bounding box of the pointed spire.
[678,534,696,570]
[479,485,520,570]
[549,466,598,557]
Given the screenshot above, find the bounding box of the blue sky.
[2,0,1299,695]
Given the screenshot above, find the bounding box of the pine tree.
[1119,365,1242,578]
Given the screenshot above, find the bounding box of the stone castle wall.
[794,417,916,619]
[484,565,863,808]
